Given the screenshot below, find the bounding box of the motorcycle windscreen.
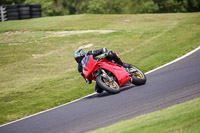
[82,55,97,78]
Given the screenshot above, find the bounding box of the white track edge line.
[145,46,200,75]
[0,92,97,128]
[0,46,200,128]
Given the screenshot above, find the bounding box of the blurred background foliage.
[0,0,200,16]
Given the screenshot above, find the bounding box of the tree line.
[1,0,200,16]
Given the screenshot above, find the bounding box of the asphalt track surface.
[1,48,200,133]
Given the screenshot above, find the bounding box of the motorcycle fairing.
[83,55,131,87]
[99,60,131,86]
[82,55,97,78]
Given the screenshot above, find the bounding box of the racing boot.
[117,59,132,68]
[123,63,133,68]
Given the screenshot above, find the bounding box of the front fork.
[124,67,139,84]
[95,69,112,82]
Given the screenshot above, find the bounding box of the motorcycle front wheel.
[96,74,120,94]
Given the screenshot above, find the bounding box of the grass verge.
[88,98,200,133]
[0,13,200,125]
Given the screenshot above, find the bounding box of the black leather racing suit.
[78,48,125,93]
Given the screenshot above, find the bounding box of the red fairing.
[83,56,97,78]
[99,60,131,86]
[83,55,131,86]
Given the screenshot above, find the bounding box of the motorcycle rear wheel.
[96,75,120,94]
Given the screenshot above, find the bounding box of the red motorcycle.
[82,55,146,94]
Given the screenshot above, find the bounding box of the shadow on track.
[86,85,136,99]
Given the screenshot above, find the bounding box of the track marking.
[146,46,200,74]
[0,46,199,128]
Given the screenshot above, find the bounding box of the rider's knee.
[107,51,120,61]
[108,51,115,58]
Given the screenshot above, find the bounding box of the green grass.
[89,98,200,133]
[0,13,200,125]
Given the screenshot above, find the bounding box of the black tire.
[30,4,41,8]
[96,75,120,94]
[95,83,104,93]
[18,4,30,7]
[4,5,18,9]
[6,8,18,13]
[31,15,42,18]
[31,12,41,16]
[7,16,19,20]
[19,15,31,19]
[19,11,30,15]
[19,7,30,12]
[7,12,19,17]
[130,65,146,85]
[31,8,42,12]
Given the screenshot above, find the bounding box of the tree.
[187,0,200,12]
[0,0,25,5]
[139,0,159,13]
[1,0,200,16]
[86,0,124,14]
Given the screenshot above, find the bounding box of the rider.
[74,48,132,93]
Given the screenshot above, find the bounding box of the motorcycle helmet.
[74,49,86,63]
